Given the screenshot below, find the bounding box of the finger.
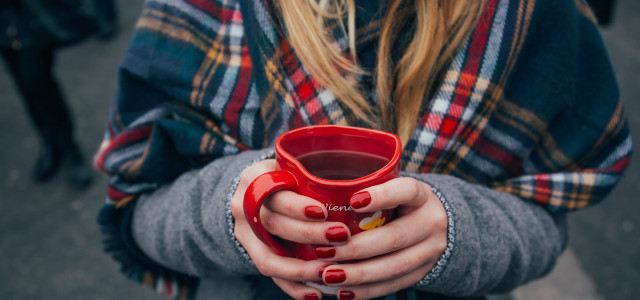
[322,187,447,262]
[272,277,323,300]
[336,262,433,300]
[321,237,444,287]
[350,177,433,212]
[318,208,436,261]
[237,159,277,191]
[231,160,277,221]
[233,211,327,282]
[265,190,327,221]
[261,207,351,245]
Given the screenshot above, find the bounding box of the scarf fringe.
[98,203,199,299]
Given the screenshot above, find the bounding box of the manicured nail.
[305,206,325,219]
[317,265,330,277]
[315,246,336,259]
[350,191,371,209]
[304,292,320,300]
[325,226,348,242]
[324,269,346,284]
[339,291,355,300]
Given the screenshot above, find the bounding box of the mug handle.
[243,170,299,257]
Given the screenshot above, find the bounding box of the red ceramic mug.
[243,125,401,294]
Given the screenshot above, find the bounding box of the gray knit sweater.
[131,149,568,299]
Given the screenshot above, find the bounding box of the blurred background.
[0,0,637,299]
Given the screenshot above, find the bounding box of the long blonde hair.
[277,0,486,144]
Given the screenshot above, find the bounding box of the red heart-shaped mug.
[243,125,401,295]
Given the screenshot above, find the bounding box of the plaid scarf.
[94,0,631,298]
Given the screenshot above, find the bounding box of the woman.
[95,0,631,299]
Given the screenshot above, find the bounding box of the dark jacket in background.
[0,0,97,50]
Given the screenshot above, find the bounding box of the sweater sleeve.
[408,173,568,296]
[130,148,274,277]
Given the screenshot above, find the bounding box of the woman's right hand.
[230,159,350,299]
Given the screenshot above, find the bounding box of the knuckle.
[238,168,255,188]
[434,211,448,231]
[255,260,273,277]
[261,213,277,233]
[392,258,412,278]
[238,174,250,189]
[230,200,243,218]
[437,239,448,254]
[269,191,296,214]
[291,266,307,280]
[388,230,409,251]
[429,204,449,236]
[239,160,274,187]
[301,226,314,243]
[376,183,394,202]
[434,234,448,254]
[282,192,298,213]
[407,178,423,201]
[342,243,359,260]
[347,268,366,285]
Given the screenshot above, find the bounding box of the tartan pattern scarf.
[94,0,631,298]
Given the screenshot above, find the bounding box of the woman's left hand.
[317,177,448,299]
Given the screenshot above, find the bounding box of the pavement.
[0,0,638,299]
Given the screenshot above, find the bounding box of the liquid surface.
[296,150,389,181]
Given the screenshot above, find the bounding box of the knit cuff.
[400,175,456,289]
[224,149,276,267]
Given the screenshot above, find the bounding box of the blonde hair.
[277,0,486,144]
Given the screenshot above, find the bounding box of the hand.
[230,159,352,299]
[317,177,448,299]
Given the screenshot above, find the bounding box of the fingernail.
[325,226,349,242]
[305,206,325,219]
[324,269,346,284]
[304,292,320,300]
[317,265,330,277]
[339,290,355,300]
[315,246,336,259]
[350,191,371,209]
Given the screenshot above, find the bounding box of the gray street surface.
[1,0,638,299]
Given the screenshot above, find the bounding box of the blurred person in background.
[0,0,96,188]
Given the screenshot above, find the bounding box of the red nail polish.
[324,269,346,284]
[317,265,329,277]
[305,206,325,219]
[325,226,348,242]
[304,293,320,300]
[339,291,355,300]
[350,191,371,209]
[315,246,336,259]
